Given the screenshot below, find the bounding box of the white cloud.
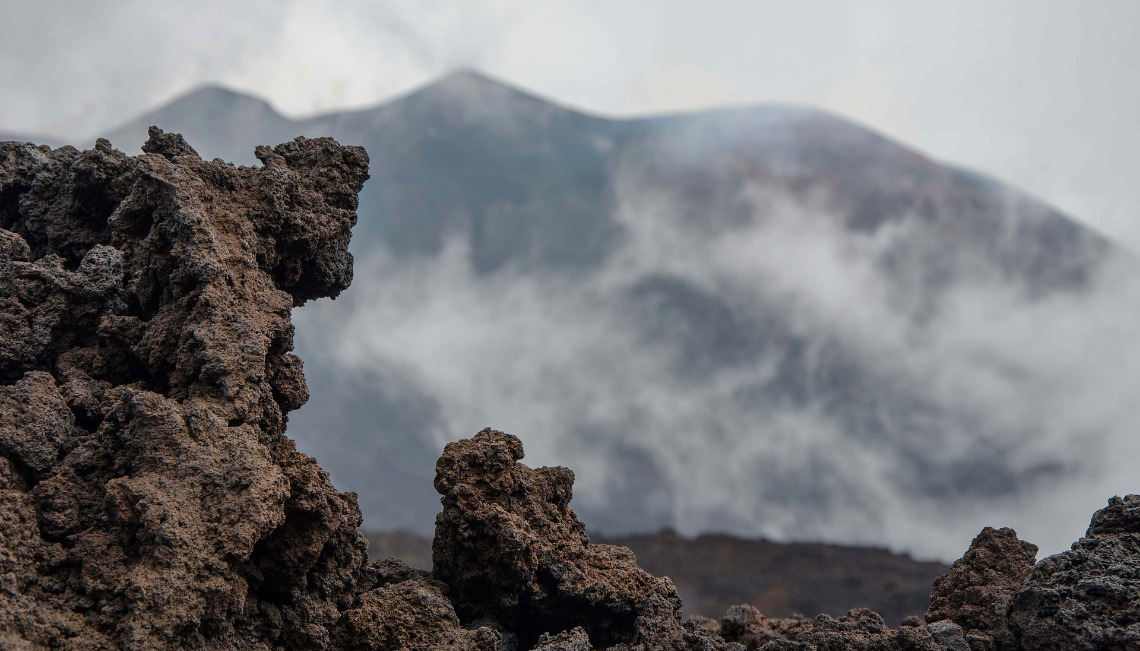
[293,157,1139,560]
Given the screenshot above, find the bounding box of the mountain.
[103,85,296,165]
[0,131,64,148]
[75,70,1136,560]
[101,71,1108,282]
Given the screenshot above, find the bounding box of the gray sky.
[2,0,1138,248]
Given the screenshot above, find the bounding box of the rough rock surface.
[709,606,972,651]
[926,527,1038,650]
[1,130,1138,650]
[336,558,506,651]
[1007,495,1140,650]
[430,429,727,651]
[0,129,373,649]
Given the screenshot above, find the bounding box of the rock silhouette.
[1,132,1137,650]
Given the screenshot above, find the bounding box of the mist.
[292,138,1139,561]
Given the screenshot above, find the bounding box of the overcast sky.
[2,0,1138,248]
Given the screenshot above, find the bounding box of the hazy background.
[2,1,1138,562]
[2,0,1138,250]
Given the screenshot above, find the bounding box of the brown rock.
[0,129,373,648]
[926,527,1038,650]
[0,371,72,472]
[752,608,970,650]
[719,604,784,649]
[532,627,594,651]
[339,578,505,651]
[431,428,730,650]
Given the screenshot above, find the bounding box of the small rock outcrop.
[926,527,1038,650]
[708,606,971,651]
[1,131,1137,650]
[430,429,722,651]
[1007,495,1140,650]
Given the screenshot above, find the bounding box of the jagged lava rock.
[1008,495,1140,650]
[531,627,593,651]
[337,558,507,651]
[431,428,734,651]
[783,610,970,650]
[0,129,373,648]
[926,527,1038,650]
[710,607,971,651]
[717,604,795,649]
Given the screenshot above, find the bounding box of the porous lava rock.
[710,607,972,651]
[925,527,1038,650]
[336,558,507,651]
[430,429,732,651]
[531,627,593,651]
[716,604,795,649]
[0,128,374,649]
[1007,495,1140,650]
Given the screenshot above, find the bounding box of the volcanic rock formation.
[926,527,1039,650]
[1007,495,1140,650]
[1,131,1138,650]
[0,128,372,648]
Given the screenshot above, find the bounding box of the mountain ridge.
[6,71,1121,259]
[89,72,1103,246]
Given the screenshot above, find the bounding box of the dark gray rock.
[1008,495,1140,650]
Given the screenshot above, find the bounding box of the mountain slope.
[80,70,1135,560]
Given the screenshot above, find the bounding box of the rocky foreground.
[1,132,1137,650]
[365,530,949,626]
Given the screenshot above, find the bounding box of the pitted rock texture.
[431,429,731,651]
[926,527,1038,650]
[531,627,593,651]
[709,606,971,651]
[1008,494,1140,650]
[0,129,373,649]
